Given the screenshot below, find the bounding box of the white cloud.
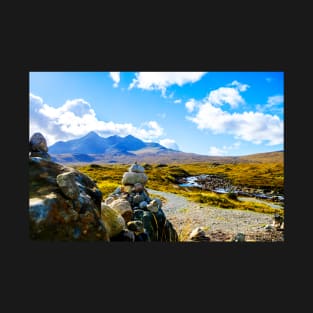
[256,94,284,114]
[137,121,164,139]
[208,146,226,156]
[129,72,206,97]
[207,87,245,108]
[174,99,181,104]
[159,138,179,151]
[185,99,196,113]
[109,72,120,87]
[29,93,165,146]
[267,95,284,106]
[187,99,283,146]
[229,80,250,92]
[265,77,273,83]
[208,142,240,156]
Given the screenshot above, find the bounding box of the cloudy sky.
[29,71,284,156]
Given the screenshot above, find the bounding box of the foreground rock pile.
[103,162,178,241]
[29,132,178,242]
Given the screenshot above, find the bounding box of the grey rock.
[147,199,159,213]
[189,227,206,240]
[29,132,48,152]
[129,162,145,173]
[56,172,80,200]
[122,172,148,185]
[139,201,148,209]
[233,232,246,242]
[127,220,144,234]
[133,183,144,192]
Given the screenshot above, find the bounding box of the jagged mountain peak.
[83,131,101,138]
[48,133,168,155]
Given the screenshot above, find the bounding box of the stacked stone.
[104,162,178,242]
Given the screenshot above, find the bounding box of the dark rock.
[29,156,109,241]
[127,220,144,234]
[56,172,80,200]
[29,132,48,152]
[233,232,246,242]
[110,229,135,242]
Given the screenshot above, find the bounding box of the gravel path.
[146,188,284,242]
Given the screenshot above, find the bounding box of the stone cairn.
[29,132,109,241]
[103,162,178,242]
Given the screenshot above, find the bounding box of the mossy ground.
[75,161,284,216]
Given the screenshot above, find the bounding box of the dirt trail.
[146,188,283,241]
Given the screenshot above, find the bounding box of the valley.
[45,131,285,241]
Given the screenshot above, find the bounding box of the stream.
[178,175,284,209]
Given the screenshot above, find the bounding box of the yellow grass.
[75,161,284,215]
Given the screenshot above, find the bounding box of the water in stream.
[178,175,284,209]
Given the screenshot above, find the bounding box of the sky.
[29,71,284,156]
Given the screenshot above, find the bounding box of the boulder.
[29,156,109,241]
[29,132,48,152]
[188,227,209,242]
[56,172,80,200]
[107,198,133,223]
[101,204,126,238]
[122,172,148,186]
[129,162,145,173]
[29,132,51,160]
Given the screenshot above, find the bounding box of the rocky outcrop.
[29,156,110,240]
[29,133,178,242]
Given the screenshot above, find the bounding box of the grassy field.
[74,161,284,215]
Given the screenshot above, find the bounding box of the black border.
[4,12,302,308]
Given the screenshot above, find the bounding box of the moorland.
[74,155,284,216]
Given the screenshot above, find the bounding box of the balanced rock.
[29,132,48,152]
[29,132,51,160]
[129,162,145,173]
[122,172,148,186]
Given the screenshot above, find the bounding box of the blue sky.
[29,71,284,156]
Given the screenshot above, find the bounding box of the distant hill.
[49,132,284,164]
[236,151,284,163]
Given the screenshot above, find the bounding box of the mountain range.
[48,131,284,164]
[49,131,171,155]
